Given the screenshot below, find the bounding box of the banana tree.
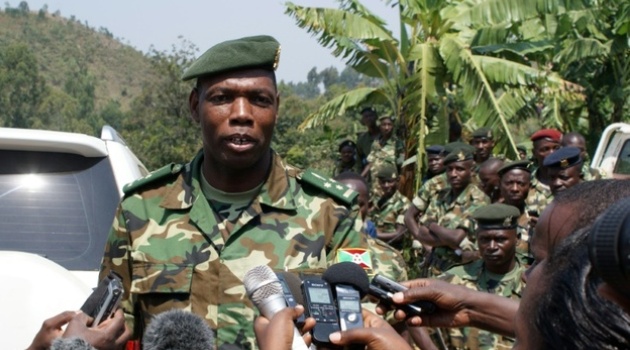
[285,0,585,192]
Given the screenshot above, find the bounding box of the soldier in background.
[362,115,405,196]
[438,203,526,350]
[561,131,605,180]
[356,107,380,170]
[99,35,367,349]
[525,129,561,217]
[469,127,496,166]
[423,145,446,183]
[332,139,362,177]
[516,145,528,161]
[414,147,490,277]
[543,146,584,195]
[478,158,504,203]
[369,164,411,251]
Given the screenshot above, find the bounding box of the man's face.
[477,229,517,271]
[499,169,530,206]
[446,160,473,191]
[478,166,500,198]
[562,136,587,160]
[360,111,377,127]
[190,69,278,171]
[548,166,581,195]
[378,177,398,197]
[533,138,560,165]
[427,154,445,174]
[470,137,494,161]
[379,118,394,138]
[340,145,355,163]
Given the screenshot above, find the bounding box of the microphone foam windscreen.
[244,265,283,304]
[322,262,370,297]
[277,271,305,305]
[143,309,214,350]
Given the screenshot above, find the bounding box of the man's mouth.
[226,135,256,150]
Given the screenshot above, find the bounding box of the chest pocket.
[130,263,194,325]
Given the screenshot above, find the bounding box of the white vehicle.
[591,122,630,179]
[0,126,148,349]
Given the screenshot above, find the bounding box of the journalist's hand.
[62,309,130,350]
[254,305,315,350]
[27,310,76,350]
[328,309,412,350]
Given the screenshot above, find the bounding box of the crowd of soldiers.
[330,107,604,349]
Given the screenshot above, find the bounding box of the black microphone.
[322,262,369,331]
[244,265,309,350]
[143,309,215,350]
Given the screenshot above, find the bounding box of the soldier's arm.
[403,205,423,241]
[99,205,136,339]
[426,223,467,250]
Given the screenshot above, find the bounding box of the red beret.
[530,129,562,142]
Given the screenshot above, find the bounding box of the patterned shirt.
[412,172,448,212]
[99,150,367,350]
[439,260,526,350]
[524,167,553,217]
[420,184,490,276]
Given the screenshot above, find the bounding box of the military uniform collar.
[160,150,297,211]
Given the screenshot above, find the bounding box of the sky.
[6,0,400,83]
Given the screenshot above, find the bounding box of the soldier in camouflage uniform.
[362,115,405,196]
[497,160,534,264]
[356,107,380,171]
[543,146,584,195]
[98,35,367,350]
[525,129,561,217]
[369,164,411,251]
[331,139,362,177]
[423,145,446,182]
[437,204,526,350]
[469,127,495,166]
[561,131,606,180]
[415,148,490,277]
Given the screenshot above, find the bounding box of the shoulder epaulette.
[299,168,357,206]
[122,162,184,195]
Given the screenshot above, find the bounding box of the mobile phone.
[301,277,340,345]
[80,272,123,326]
[370,274,436,315]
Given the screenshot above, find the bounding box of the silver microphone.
[244,265,309,350]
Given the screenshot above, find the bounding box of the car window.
[614,139,630,175]
[0,150,119,271]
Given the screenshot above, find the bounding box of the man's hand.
[27,311,76,350]
[327,309,412,350]
[62,310,130,350]
[254,305,315,350]
[375,278,518,336]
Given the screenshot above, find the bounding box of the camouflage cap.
[376,164,398,179]
[543,146,582,169]
[181,35,280,81]
[473,203,521,230]
[471,127,493,139]
[443,147,474,165]
[378,115,394,122]
[498,160,532,177]
[444,141,476,155]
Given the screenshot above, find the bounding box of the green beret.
[444,141,475,155]
[443,147,474,165]
[473,204,521,230]
[376,164,398,179]
[471,127,493,139]
[182,35,280,81]
[498,160,532,177]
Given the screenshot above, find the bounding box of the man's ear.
[189,87,200,123]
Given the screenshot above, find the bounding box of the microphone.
[143,309,215,350]
[276,271,306,327]
[322,262,369,331]
[50,338,96,350]
[244,265,309,350]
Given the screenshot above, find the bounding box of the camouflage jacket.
[99,150,367,350]
[515,211,533,264]
[439,260,526,350]
[524,168,553,217]
[582,162,606,181]
[331,158,362,177]
[412,173,448,212]
[366,136,405,174]
[356,131,379,167]
[370,190,411,236]
[420,184,490,275]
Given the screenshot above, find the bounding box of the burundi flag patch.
[336,248,373,274]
